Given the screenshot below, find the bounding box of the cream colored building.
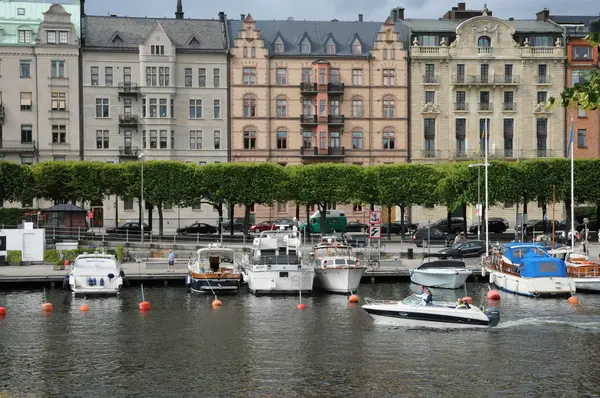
[227,14,409,222]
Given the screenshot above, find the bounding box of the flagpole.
[485,119,489,256]
[570,116,575,248]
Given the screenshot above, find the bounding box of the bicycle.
[356,252,380,271]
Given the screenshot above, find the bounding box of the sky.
[84,0,600,21]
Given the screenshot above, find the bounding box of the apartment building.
[81,3,229,229]
[0,1,81,167]
[549,11,600,159]
[227,13,409,222]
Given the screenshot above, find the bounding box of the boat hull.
[488,269,575,297]
[247,269,315,295]
[409,269,472,289]
[69,276,123,296]
[314,266,366,294]
[186,274,242,294]
[362,306,490,329]
[572,277,600,292]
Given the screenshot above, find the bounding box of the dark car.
[518,220,560,235]
[321,232,368,248]
[106,222,150,236]
[177,222,217,235]
[381,221,419,235]
[346,221,367,233]
[222,218,246,232]
[437,240,488,259]
[412,228,450,247]
[558,219,583,232]
[468,218,509,234]
[430,217,465,234]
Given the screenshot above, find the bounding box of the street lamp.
[138,152,145,244]
[468,162,489,241]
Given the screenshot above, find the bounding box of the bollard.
[174,233,176,245]
[78,227,81,241]
[407,248,414,260]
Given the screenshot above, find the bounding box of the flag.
[478,128,485,154]
[566,118,574,159]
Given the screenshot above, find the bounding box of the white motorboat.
[185,243,243,294]
[362,294,500,329]
[312,239,366,294]
[68,253,123,295]
[550,246,600,292]
[242,230,314,295]
[409,258,472,289]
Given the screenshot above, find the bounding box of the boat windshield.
[400,294,423,306]
[314,246,352,258]
[75,258,117,270]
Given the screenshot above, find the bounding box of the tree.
[32,162,76,204]
[0,161,33,204]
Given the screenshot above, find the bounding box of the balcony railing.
[521,46,564,58]
[0,140,36,153]
[327,115,345,125]
[502,102,516,111]
[421,149,441,158]
[119,114,140,126]
[300,146,346,157]
[119,146,141,157]
[327,83,345,94]
[0,105,4,123]
[535,75,551,84]
[454,102,469,111]
[117,83,140,96]
[300,114,318,125]
[478,102,493,111]
[477,47,494,56]
[422,75,439,84]
[300,82,318,94]
[451,75,520,85]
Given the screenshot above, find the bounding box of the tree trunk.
[229,203,234,236]
[295,203,300,221]
[147,202,153,232]
[319,203,327,236]
[596,200,600,234]
[446,210,452,234]
[306,205,310,237]
[481,206,486,236]
[370,203,375,211]
[244,205,251,235]
[400,204,406,238]
[157,202,164,237]
[115,195,119,228]
[387,205,392,240]
[541,202,547,233]
[216,203,224,236]
[462,203,468,236]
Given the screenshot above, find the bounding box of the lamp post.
[468,162,488,242]
[138,152,145,244]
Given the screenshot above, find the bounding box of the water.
[1,283,600,397]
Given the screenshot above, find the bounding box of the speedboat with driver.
[362,294,500,329]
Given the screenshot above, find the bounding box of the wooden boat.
[185,244,243,294]
[551,247,600,292]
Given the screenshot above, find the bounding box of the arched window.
[351,98,364,118]
[352,130,364,149]
[300,37,311,54]
[276,97,288,118]
[326,37,336,55]
[243,94,257,118]
[274,37,284,54]
[478,36,491,47]
[243,127,257,149]
[382,129,395,150]
[277,130,287,149]
[352,38,362,55]
[382,96,396,118]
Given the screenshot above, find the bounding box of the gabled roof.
[549,15,598,25]
[106,31,124,45]
[401,18,563,34]
[347,33,363,47]
[185,34,201,46]
[296,31,312,46]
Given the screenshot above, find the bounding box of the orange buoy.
[296,303,306,310]
[80,304,90,312]
[212,299,223,308]
[462,296,473,305]
[42,303,53,313]
[348,294,360,303]
[568,296,579,305]
[0,307,6,317]
[487,290,501,301]
[139,301,151,311]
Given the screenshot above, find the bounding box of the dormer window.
[17,8,25,15]
[151,45,165,55]
[326,38,336,55]
[47,31,56,44]
[59,31,68,44]
[274,38,284,54]
[301,38,311,54]
[478,36,491,47]
[18,29,31,43]
[352,38,362,55]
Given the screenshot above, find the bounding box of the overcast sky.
[85,0,600,21]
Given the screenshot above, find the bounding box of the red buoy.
[348,294,360,303]
[42,303,53,313]
[487,290,501,301]
[212,299,223,308]
[80,304,90,312]
[462,296,473,305]
[296,303,306,310]
[568,296,579,305]
[0,307,6,317]
[139,301,151,311]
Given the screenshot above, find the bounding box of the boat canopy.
[502,243,548,264]
[73,255,119,273]
[417,260,466,270]
[196,248,235,262]
[518,256,568,278]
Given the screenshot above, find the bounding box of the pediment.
[533,103,552,114]
[185,34,201,46]
[421,102,440,114]
[141,21,172,46]
[107,31,123,45]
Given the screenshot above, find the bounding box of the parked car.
[249,221,277,233]
[430,217,465,234]
[273,218,294,229]
[468,218,509,234]
[222,218,246,232]
[437,240,488,259]
[321,232,368,248]
[347,221,368,233]
[517,220,560,235]
[411,228,451,248]
[558,219,583,232]
[176,223,217,235]
[381,221,419,235]
[106,222,150,236]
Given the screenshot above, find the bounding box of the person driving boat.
[416,287,433,305]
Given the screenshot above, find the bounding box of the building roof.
[83,16,227,51]
[44,204,86,213]
[227,19,384,56]
[403,18,564,34]
[549,15,599,25]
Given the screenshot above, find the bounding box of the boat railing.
[568,265,600,278]
[364,297,398,305]
[252,254,301,266]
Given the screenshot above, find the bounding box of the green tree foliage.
[0,161,32,204]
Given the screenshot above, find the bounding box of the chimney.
[175,0,184,19]
[508,17,514,21]
[397,7,404,20]
[458,2,466,11]
[390,8,398,22]
[536,8,550,21]
[241,14,246,20]
[218,11,225,22]
[358,14,363,22]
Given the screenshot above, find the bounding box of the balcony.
[327,83,345,95]
[477,47,494,57]
[535,75,551,84]
[521,46,564,58]
[421,149,441,158]
[300,82,318,94]
[327,115,345,126]
[411,46,450,58]
[451,75,520,85]
[422,75,439,84]
[119,146,141,158]
[0,140,36,153]
[300,146,346,158]
[300,114,318,126]
[502,102,516,112]
[119,114,140,128]
[454,102,469,112]
[497,75,520,85]
[117,83,140,98]
[451,150,471,160]
[0,105,4,124]
[478,102,493,112]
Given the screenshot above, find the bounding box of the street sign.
[368,226,381,240]
[369,210,382,225]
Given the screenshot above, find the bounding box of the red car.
[250,221,277,233]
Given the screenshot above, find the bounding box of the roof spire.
[175,0,184,19]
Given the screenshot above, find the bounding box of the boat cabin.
[416,259,467,270]
[252,231,302,265]
[491,243,568,277]
[191,248,236,274]
[72,254,120,276]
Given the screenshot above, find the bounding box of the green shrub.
[116,245,125,263]
[7,250,22,265]
[0,208,29,227]
[60,248,95,261]
[44,250,60,263]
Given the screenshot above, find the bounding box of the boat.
[242,230,314,295]
[362,294,500,329]
[185,243,243,294]
[312,237,367,294]
[409,256,473,289]
[484,243,575,297]
[68,253,124,295]
[550,246,600,292]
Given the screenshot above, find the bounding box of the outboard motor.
[62,274,70,291]
[119,270,131,287]
[485,306,501,327]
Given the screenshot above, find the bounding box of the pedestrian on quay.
[168,249,175,272]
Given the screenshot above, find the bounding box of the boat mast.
[552,185,556,249]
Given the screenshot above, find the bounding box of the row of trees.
[1,159,600,236]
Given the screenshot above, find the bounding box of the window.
[59,31,68,44]
[159,67,169,86]
[18,30,31,43]
[320,100,327,117]
[146,67,157,86]
[150,130,157,148]
[17,8,25,15]
[96,130,109,149]
[20,92,32,111]
[91,66,99,85]
[213,100,221,119]
[21,125,32,143]
[51,60,65,78]
[277,131,287,149]
[479,118,491,151]
[577,129,586,147]
[391,48,396,59]
[326,38,336,55]
[480,64,489,83]
[214,69,220,87]
[51,92,66,110]
[383,69,395,86]
[189,99,202,119]
[329,100,340,116]
[351,38,362,55]
[425,91,435,103]
[244,129,257,149]
[572,46,593,60]
[572,70,587,85]
[190,131,202,149]
[302,68,312,83]
[538,64,547,83]
[417,35,440,46]
[330,131,340,148]
[456,91,466,110]
[302,131,313,148]
[536,119,548,156]
[276,98,287,117]
[383,48,388,59]
[274,38,284,54]
[478,36,491,47]
[160,130,167,149]
[504,64,513,83]
[191,200,202,210]
[504,119,514,157]
[214,131,221,149]
[503,91,514,110]
[185,68,192,87]
[424,118,435,156]
[123,130,132,148]
[383,97,395,118]
[171,130,175,149]
[20,61,31,78]
[319,68,326,84]
[47,31,56,44]
[303,99,313,116]
[276,68,287,85]
[382,131,395,150]
[52,125,66,144]
[243,47,248,57]
[150,45,165,55]
[352,131,363,149]
[123,67,131,84]
[352,69,363,86]
[251,47,256,58]
[456,119,466,155]
[320,131,327,149]
[243,95,256,117]
[456,64,465,83]
[353,204,363,212]
[160,99,167,118]
[105,67,113,86]
[330,69,340,84]
[124,200,134,211]
[53,156,66,162]
[352,99,363,118]
[480,91,490,110]
[301,38,311,54]
[277,202,287,212]
[243,67,256,85]
[96,98,109,118]
[149,98,157,117]
[21,156,33,165]
[578,107,586,117]
[537,91,547,104]
[198,68,206,87]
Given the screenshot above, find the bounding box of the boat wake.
[497,317,600,331]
